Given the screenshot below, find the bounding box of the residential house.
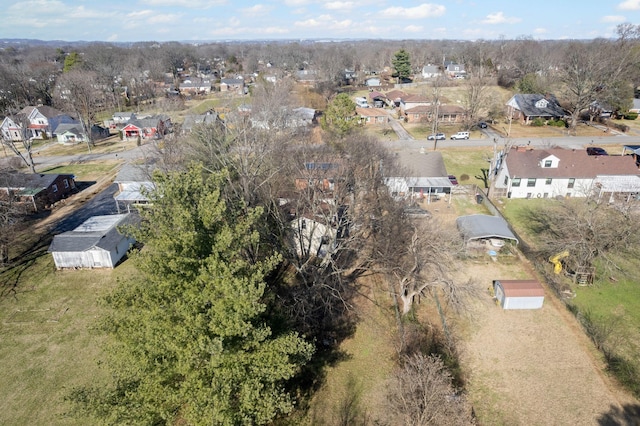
[506,94,566,124]
[385,90,408,107]
[589,100,614,119]
[220,78,245,93]
[357,107,389,125]
[120,114,172,141]
[444,61,466,79]
[384,150,454,201]
[629,98,640,114]
[113,163,156,213]
[295,70,319,86]
[399,94,432,113]
[0,172,76,212]
[494,146,640,200]
[179,78,212,95]
[112,112,136,124]
[403,104,466,123]
[48,214,136,269]
[91,124,111,141]
[365,77,381,87]
[54,123,86,145]
[2,106,76,141]
[290,210,337,259]
[368,91,388,107]
[421,64,441,79]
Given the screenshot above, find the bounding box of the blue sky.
[2,0,640,42]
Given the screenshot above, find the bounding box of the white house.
[494,146,640,199]
[113,163,156,213]
[290,214,336,259]
[48,214,136,269]
[493,279,545,310]
[421,64,441,79]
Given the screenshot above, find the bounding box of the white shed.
[48,214,136,269]
[493,279,545,310]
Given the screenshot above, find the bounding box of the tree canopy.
[71,165,314,425]
[392,49,412,82]
[320,92,359,138]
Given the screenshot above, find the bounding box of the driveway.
[383,110,414,140]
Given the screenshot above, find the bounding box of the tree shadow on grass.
[597,403,640,426]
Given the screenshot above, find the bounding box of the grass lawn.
[40,162,121,181]
[439,146,494,188]
[0,252,129,425]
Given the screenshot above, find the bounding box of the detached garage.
[493,279,545,310]
[48,214,136,269]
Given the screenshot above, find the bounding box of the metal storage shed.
[493,279,545,310]
[48,214,135,269]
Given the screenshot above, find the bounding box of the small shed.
[493,279,545,310]
[48,214,136,269]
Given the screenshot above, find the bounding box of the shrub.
[531,118,545,127]
[548,119,566,128]
[459,174,469,182]
[624,111,638,120]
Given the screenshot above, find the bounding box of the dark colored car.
[427,133,446,140]
[478,121,488,129]
[587,147,608,156]
[448,175,459,185]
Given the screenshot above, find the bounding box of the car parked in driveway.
[586,147,608,156]
[448,175,458,185]
[427,133,445,140]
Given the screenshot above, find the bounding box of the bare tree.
[55,69,105,149]
[1,114,37,173]
[464,65,491,127]
[383,354,474,426]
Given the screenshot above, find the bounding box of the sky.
[2,0,640,43]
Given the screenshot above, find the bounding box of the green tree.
[320,93,359,138]
[63,51,82,72]
[70,165,314,425]
[392,49,412,82]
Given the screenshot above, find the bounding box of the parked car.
[450,131,470,140]
[427,133,445,140]
[448,175,459,185]
[478,121,488,129]
[586,147,608,156]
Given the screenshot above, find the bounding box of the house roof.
[456,214,519,244]
[391,150,449,177]
[385,90,407,100]
[1,173,74,194]
[182,112,219,130]
[356,107,387,117]
[508,94,565,118]
[20,105,66,119]
[54,123,83,136]
[48,214,135,253]
[221,78,244,85]
[494,280,545,298]
[113,112,135,119]
[114,163,156,183]
[402,94,431,103]
[505,147,640,179]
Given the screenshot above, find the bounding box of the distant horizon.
[1,0,638,44]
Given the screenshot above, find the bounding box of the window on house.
[512,178,521,187]
[63,179,69,188]
[544,160,552,167]
[527,178,536,187]
[301,219,306,229]
[52,184,58,193]
[568,178,575,188]
[546,178,552,185]
[504,176,509,185]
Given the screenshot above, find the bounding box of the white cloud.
[127,10,154,19]
[325,1,355,10]
[381,4,445,19]
[284,0,310,5]
[482,12,521,24]
[404,25,423,33]
[533,27,547,34]
[140,0,226,7]
[618,0,640,10]
[241,4,271,16]
[294,14,334,28]
[601,15,626,23]
[8,0,64,13]
[148,14,181,24]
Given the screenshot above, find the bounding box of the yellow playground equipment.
[549,250,569,274]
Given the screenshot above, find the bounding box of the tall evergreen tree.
[392,49,412,82]
[320,93,359,138]
[70,165,314,425]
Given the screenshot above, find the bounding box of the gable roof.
[456,214,519,244]
[20,105,67,119]
[48,214,134,252]
[182,112,219,131]
[356,107,387,117]
[508,94,565,118]
[505,147,640,179]
[494,280,544,297]
[385,90,407,101]
[54,123,83,135]
[402,94,431,103]
[0,173,74,194]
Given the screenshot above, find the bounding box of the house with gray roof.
[54,123,86,144]
[113,163,157,213]
[0,172,76,212]
[384,149,453,202]
[456,214,519,246]
[494,146,640,199]
[181,111,220,133]
[506,94,566,124]
[48,214,136,269]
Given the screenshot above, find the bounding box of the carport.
[456,214,519,246]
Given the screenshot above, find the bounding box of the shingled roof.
[507,94,566,119]
[505,147,640,179]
